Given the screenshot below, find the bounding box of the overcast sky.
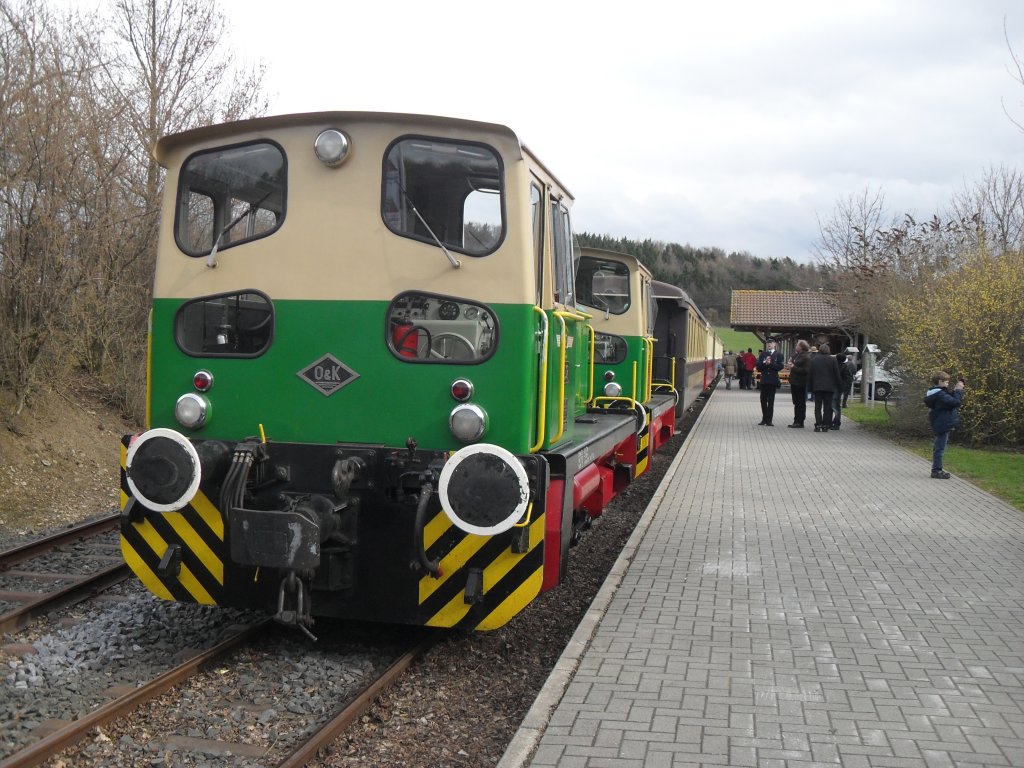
[193,2,1024,261]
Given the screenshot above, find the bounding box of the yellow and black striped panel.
[635,410,651,478]
[119,442,226,606]
[418,505,546,630]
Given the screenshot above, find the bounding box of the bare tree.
[949,165,1024,254]
[813,189,901,347]
[74,0,267,419]
[0,0,106,414]
[1004,18,1024,133]
[103,0,268,208]
[1,0,268,421]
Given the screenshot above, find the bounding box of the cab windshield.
[382,138,504,256]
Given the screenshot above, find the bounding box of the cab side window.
[551,199,575,305]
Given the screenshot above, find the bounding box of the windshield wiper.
[206,192,273,268]
[396,182,461,269]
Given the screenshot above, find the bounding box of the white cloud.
[55,0,1024,261]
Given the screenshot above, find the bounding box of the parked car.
[853,353,902,400]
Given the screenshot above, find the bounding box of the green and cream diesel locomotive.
[119,112,712,636]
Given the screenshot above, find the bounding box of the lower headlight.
[175,393,209,429]
[449,403,487,443]
[604,381,623,397]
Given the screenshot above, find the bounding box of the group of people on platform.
[778,340,856,431]
[721,340,967,479]
[720,348,757,390]
[723,338,856,431]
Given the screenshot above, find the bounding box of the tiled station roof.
[729,290,849,329]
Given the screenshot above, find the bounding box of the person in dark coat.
[755,338,785,426]
[923,371,965,479]
[806,342,842,432]
[832,353,854,429]
[841,354,857,407]
[785,339,811,428]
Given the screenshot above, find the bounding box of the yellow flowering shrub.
[891,249,1024,445]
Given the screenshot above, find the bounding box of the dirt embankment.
[0,386,138,546]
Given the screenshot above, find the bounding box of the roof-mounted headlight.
[314,129,351,167]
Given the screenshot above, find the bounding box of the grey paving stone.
[499,389,1024,768]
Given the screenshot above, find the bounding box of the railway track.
[1,618,432,767]
[0,513,128,635]
[0,514,434,767]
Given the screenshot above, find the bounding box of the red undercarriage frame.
[540,406,676,592]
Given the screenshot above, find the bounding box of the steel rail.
[0,562,130,634]
[276,634,437,768]
[0,620,270,768]
[0,512,120,570]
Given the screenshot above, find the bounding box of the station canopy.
[729,290,855,343]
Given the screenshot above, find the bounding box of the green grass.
[907,444,1024,510]
[715,327,760,354]
[843,400,893,427]
[843,402,1024,512]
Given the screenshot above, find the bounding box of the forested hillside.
[577,234,829,324]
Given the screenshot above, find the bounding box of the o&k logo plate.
[297,354,360,396]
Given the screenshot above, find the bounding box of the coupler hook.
[275,570,317,641]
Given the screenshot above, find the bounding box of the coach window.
[575,256,630,314]
[175,291,274,357]
[176,141,286,257]
[382,138,504,256]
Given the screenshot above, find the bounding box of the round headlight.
[314,129,350,167]
[604,381,623,397]
[175,393,209,430]
[449,403,486,443]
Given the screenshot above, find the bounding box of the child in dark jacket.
[923,370,965,479]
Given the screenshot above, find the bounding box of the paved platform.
[499,388,1024,768]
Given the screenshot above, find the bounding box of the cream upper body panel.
[153,112,564,304]
[576,247,652,337]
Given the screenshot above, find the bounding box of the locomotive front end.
[118,112,573,634]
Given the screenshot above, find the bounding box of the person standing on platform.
[785,339,811,428]
[756,338,784,425]
[806,345,818,400]
[741,348,756,389]
[923,371,965,479]
[841,353,858,407]
[807,343,842,431]
[832,352,854,429]
[722,350,737,389]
